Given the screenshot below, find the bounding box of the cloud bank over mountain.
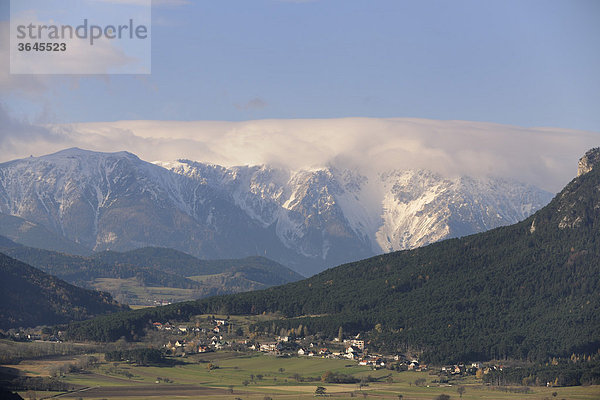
[1,114,598,192]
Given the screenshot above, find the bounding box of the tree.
[414,378,426,387]
[315,386,327,395]
[457,386,466,398]
[359,377,369,390]
[338,326,344,341]
[303,325,310,337]
[435,395,451,400]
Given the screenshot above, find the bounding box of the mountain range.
[65,148,600,363]
[0,148,552,276]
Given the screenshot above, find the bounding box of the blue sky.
[1,0,599,131]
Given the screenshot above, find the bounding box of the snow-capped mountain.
[0,148,553,276]
[375,169,552,251]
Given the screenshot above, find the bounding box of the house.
[260,343,277,352]
[344,339,365,350]
[178,325,188,333]
[298,348,306,356]
[318,348,330,356]
[346,346,359,354]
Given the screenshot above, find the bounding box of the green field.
[29,352,597,400]
[91,277,199,305]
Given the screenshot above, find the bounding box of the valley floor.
[8,352,600,400]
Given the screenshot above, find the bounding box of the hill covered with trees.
[0,245,304,304]
[0,253,127,329]
[65,150,600,363]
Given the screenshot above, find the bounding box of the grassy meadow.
[9,351,599,400]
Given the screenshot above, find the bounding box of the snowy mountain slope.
[375,170,552,251]
[155,160,376,270]
[157,159,553,266]
[0,212,91,255]
[0,148,553,276]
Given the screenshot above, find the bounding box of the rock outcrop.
[577,147,600,177]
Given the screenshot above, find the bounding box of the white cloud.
[0,118,589,193]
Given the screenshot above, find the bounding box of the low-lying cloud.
[0,116,598,192]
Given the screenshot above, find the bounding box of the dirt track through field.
[60,384,228,397]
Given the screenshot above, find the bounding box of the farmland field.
[8,352,600,400]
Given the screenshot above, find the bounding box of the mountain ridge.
[0,148,552,276]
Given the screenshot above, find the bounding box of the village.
[151,316,489,379]
[1,315,503,381]
[4,319,594,399]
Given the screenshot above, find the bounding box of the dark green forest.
[0,254,127,330]
[65,154,600,364]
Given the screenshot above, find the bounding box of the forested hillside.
[0,244,304,305]
[0,253,127,329]
[65,150,600,363]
